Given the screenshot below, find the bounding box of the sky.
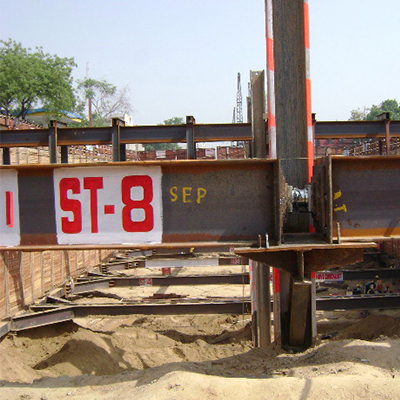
[1,0,400,125]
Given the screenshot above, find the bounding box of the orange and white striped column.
[266,0,315,346]
[304,0,314,181]
[265,0,280,344]
[265,0,277,159]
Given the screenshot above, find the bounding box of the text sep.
[169,186,207,204]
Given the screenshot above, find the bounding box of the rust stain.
[332,156,400,172]
[161,160,275,175]
[20,234,57,246]
[17,167,54,177]
[162,233,259,243]
[340,227,400,238]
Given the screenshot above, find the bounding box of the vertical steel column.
[379,140,384,155]
[111,118,124,162]
[272,267,281,344]
[266,0,315,348]
[304,0,314,180]
[186,116,196,159]
[61,146,69,164]
[2,148,11,165]
[385,117,391,155]
[249,260,259,346]
[257,262,271,347]
[120,144,127,161]
[48,121,58,164]
[265,0,277,159]
[271,0,309,187]
[245,84,253,158]
[377,113,391,155]
[111,118,120,162]
[249,69,271,348]
[251,71,267,159]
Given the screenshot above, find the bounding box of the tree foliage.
[144,117,184,151]
[349,107,369,121]
[163,117,184,125]
[365,99,400,120]
[0,39,76,119]
[350,99,400,121]
[74,78,132,126]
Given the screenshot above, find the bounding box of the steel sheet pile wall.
[0,249,113,318]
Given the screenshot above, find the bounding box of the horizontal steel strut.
[2,120,400,149]
[3,294,400,338]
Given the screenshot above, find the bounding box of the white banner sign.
[0,170,20,246]
[54,166,162,245]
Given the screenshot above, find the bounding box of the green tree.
[365,99,400,120]
[0,39,76,119]
[163,117,184,125]
[349,99,400,121]
[74,78,132,127]
[144,117,184,151]
[349,107,369,121]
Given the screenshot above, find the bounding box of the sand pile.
[1,338,400,400]
[0,315,251,383]
[336,315,400,340]
[2,313,400,399]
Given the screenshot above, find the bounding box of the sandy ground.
[1,311,400,400]
[1,264,400,399]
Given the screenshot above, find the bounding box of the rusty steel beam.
[316,294,400,311]
[313,156,400,241]
[109,273,250,287]
[139,256,248,269]
[11,307,75,331]
[70,273,250,294]
[13,301,252,331]
[4,242,256,252]
[46,296,72,305]
[7,294,400,334]
[340,268,400,280]
[99,260,137,272]
[235,242,373,275]
[0,123,252,148]
[0,321,11,339]
[2,120,400,150]
[55,269,400,296]
[1,159,282,249]
[315,120,400,139]
[72,301,252,318]
[71,279,111,294]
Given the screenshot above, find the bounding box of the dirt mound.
[3,312,400,394]
[33,329,130,376]
[336,315,400,340]
[0,316,251,383]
